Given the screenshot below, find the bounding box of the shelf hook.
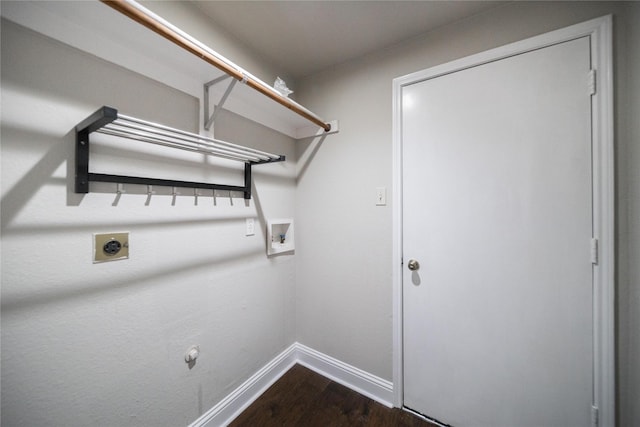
[171,186,180,206]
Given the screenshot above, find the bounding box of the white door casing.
[392,15,614,427]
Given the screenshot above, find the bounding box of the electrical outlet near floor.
[94,232,129,263]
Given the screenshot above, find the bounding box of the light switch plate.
[94,232,129,263]
[376,187,387,206]
[246,218,255,236]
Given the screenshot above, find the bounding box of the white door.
[402,36,593,426]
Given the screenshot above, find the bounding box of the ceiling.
[191,1,507,79]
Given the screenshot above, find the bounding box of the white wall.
[3,1,639,426]
[295,2,640,425]
[0,17,296,426]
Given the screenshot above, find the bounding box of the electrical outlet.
[245,218,255,236]
[94,232,129,263]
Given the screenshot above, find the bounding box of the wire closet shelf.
[100,113,283,164]
[75,106,285,199]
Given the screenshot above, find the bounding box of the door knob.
[407,259,420,271]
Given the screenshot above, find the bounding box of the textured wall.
[1,19,296,426]
[295,2,639,425]
[2,1,638,426]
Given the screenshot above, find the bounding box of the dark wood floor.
[229,364,436,427]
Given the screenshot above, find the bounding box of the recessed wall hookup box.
[267,219,294,255]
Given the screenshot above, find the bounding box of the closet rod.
[101,0,332,132]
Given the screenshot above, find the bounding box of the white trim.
[391,72,405,408]
[189,344,297,427]
[295,343,394,408]
[392,15,614,427]
[189,342,394,426]
[589,16,616,427]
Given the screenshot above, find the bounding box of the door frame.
[391,15,614,426]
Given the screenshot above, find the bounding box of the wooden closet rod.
[101,0,332,132]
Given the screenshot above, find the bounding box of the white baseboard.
[294,343,394,408]
[189,343,298,427]
[189,342,394,427]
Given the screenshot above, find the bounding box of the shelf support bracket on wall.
[204,75,237,132]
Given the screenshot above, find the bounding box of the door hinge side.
[591,405,599,427]
[591,238,599,265]
[588,69,597,96]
